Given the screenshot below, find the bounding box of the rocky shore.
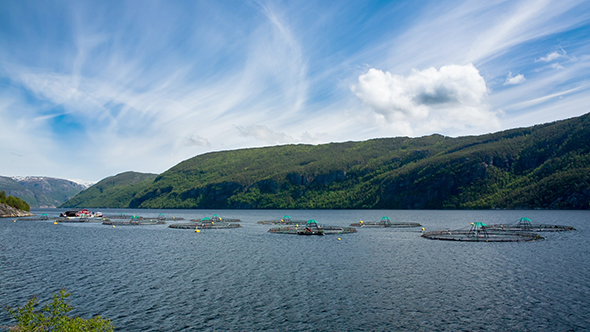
[0,203,34,217]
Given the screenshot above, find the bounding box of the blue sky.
[1,0,589,183]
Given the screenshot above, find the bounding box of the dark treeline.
[0,190,31,211]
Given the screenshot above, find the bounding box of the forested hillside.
[63,113,590,209]
[61,171,157,208]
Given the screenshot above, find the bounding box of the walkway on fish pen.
[169,223,242,229]
[191,214,240,222]
[350,216,421,228]
[487,217,576,232]
[257,215,307,225]
[422,222,544,242]
[268,219,357,235]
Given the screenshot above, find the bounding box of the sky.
[1,0,589,184]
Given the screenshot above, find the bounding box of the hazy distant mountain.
[62,113,590,210]
[0,176,89,208]
[60,171,158,208]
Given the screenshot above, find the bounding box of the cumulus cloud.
[504,71,526,85]
[351,64,499,135]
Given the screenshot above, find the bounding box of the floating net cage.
[421,222,544,242]
[155,213,184,221]
[169,220,242,230]
[191,214,241,223]
[268,219,358,236]
[103,216,166,226]
[258,215,307,225]
[350,216,422,228]
[55,216,105,223]
[103,213,133,219]
[487,217,576,232]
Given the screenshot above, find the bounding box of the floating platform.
[169,221,242,229]
[55,217,107,223]
[421,222,543,242]
[191,214,240,223]
[258,215,307,225]
[350,216,421,228]
[103,219,166,226]
[268,219,357,235]
[103,213,141,220]
[152,213,184,221]
[487,217,575,232]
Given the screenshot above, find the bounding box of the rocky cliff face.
[0,203,34,217]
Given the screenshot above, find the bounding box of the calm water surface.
[1,209,589,331]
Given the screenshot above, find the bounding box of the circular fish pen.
[103,217,166,226]
[487,217,576,232]
[268,219,357,235]
[350,216,422,228]
[422,222,544,242]
[191,214,240,222]
[258,215,307,225]
[169,221,242,230]
[55,217,106,223]
[155,213,185,221]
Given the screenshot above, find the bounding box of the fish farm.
[487,217,576,232]
[169,216,242,230]
[268,219,357,235]
[55,217,106,223]
[103,216,166,226]
[421,222,544,242]
[257,215,307,225]
[350,216,422,228]
[191,214,240,222]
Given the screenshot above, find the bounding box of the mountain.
[60,171,158,208]
[0,176,88,208]
[63,113,590,209]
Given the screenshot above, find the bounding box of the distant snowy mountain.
[0,176,88,208]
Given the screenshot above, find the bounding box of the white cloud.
[351,64,499,135]
[535,48,567,62]
[504,72,526,85]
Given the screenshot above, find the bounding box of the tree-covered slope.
[64,113,590,209]
[60,171,157,208]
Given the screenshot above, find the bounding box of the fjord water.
[1,209,589,331]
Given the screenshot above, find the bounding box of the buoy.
[112,225,115,228]
[195,229,200,233]
[14,220,16,222]
[54,221,58,225]
[421,227,425,231]
[337,238,341,241]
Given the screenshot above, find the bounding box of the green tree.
[7,289,113,331]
